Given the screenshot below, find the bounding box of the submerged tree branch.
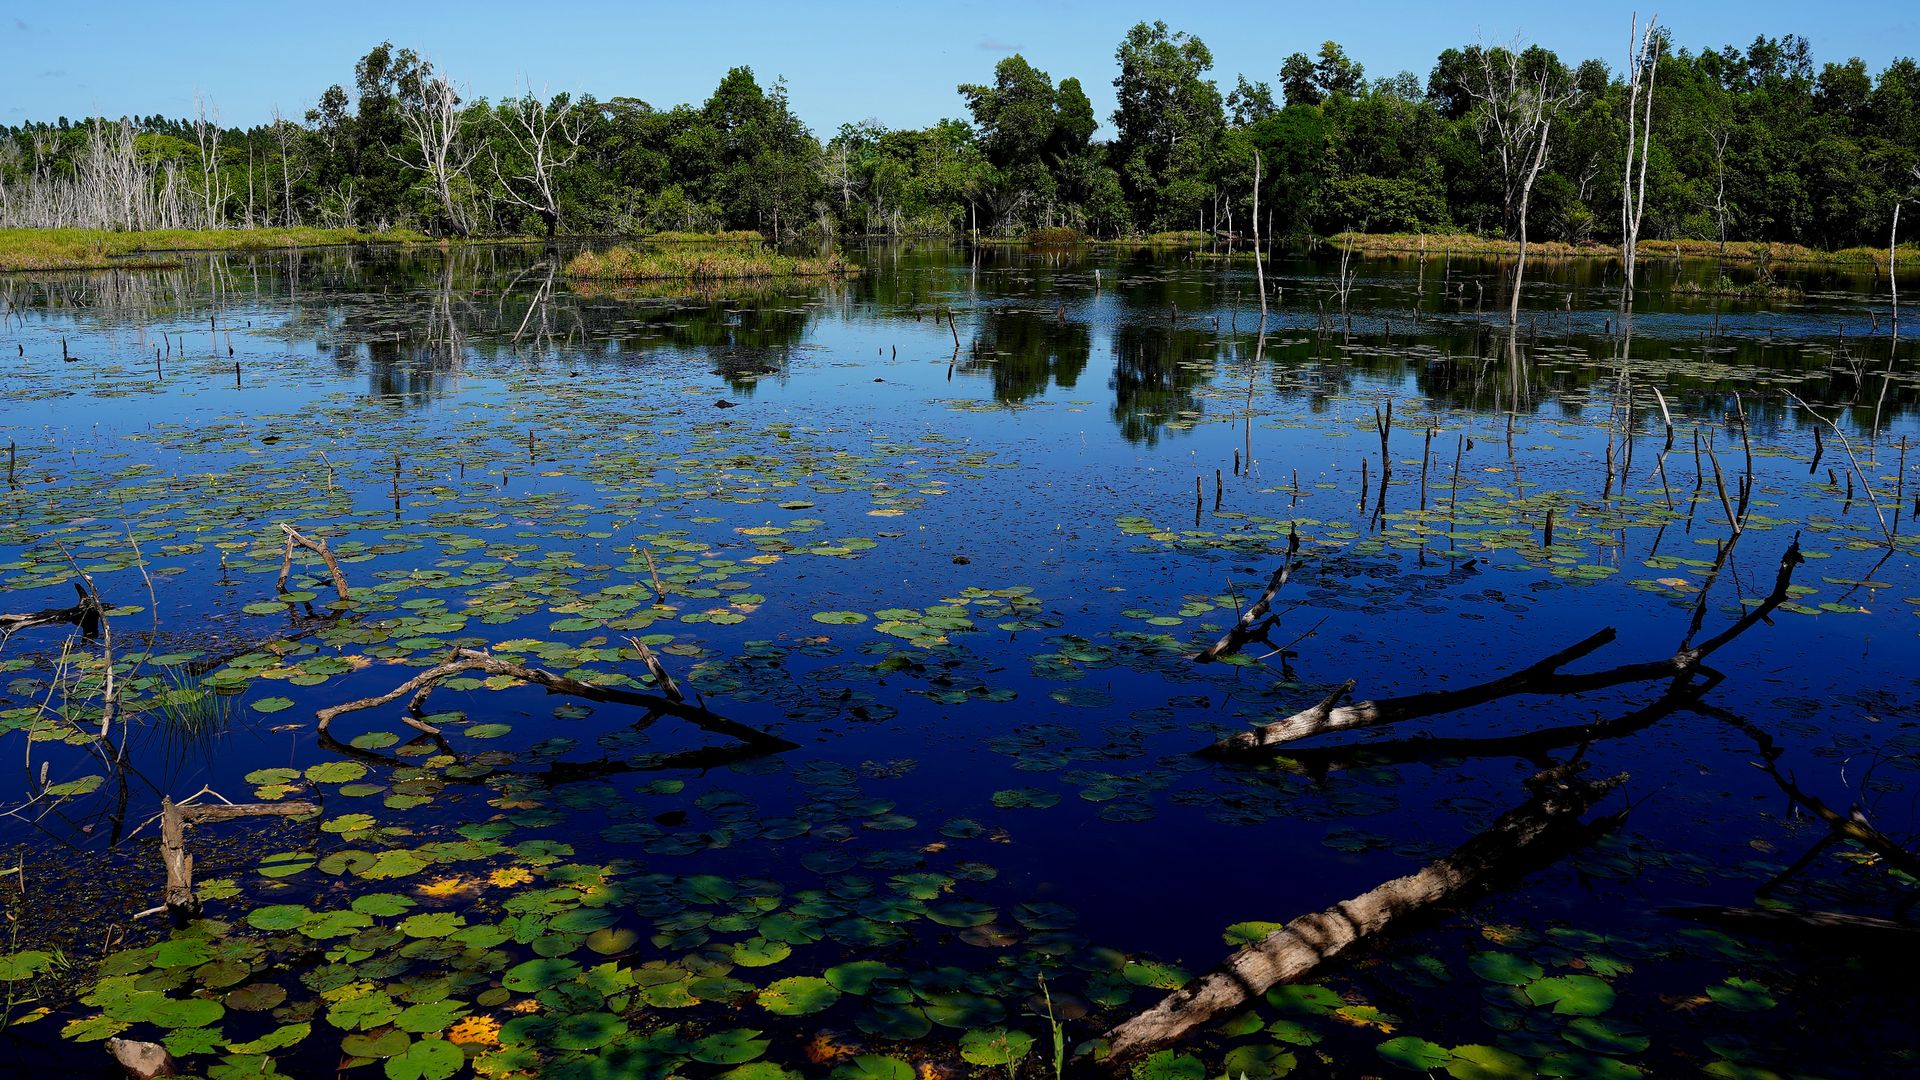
[313,646,796,752]
[1100,765,1627,1064]
[1200,536,1803,757]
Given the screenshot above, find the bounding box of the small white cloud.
[977,36,1021,52]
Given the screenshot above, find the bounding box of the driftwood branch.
[627,636,684,702]
[1201,536,1803,757]
[314,647,795,752]
[1100,765,1627,1064]
[276,523,350,604]
[1193,528,1299,663]
[1701,700,1920,891]
[1270,671,1718,777]
[158,795,318,920]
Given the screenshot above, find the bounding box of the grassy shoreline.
[563,244,857,282]
[1333,231,1920,269]
[0,226,440,272]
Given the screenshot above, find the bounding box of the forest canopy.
[3,24,1917,249]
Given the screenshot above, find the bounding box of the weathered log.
[1270,673,1714,776]
[1100,767,1626,1065]
[314,647,795,752]
[107,1037,176,1079]
[1192,528,1299,663]
[158,796,319,919]
[275,523,350,604]
[1201,628,1616,755]
[1203,536,1803,756]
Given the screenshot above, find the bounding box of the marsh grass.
[1023,227,1093,247]
[1673,275,1806,300]
[1099,230,1210,248]
[645,230,765,244]
[141,666,235,750]
[564,242,858,281]
[0,227,434,272]
[1336,230,1920,269]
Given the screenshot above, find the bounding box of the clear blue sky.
[7,1,1914,135]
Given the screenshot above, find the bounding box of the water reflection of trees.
[961,310,1089,403]
[1110,322,1218,445]
[6,243,1916,437]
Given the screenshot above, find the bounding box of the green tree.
[1112,20,1225,231]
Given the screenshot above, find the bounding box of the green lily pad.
[831,1056,914,1080]
[549,1012,627,1051]
[1524,975,1616,1016]
[959,1027,1034,1066]
[758,976,841,1016]
[1446,1044,1532,1079]
[691,1028,771,1065]
[384,1037,464,1080]
[1378,1036,1450,1070]
[1130,1051,1203,1080]
[1469,952,1543,986]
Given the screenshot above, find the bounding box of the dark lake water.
[0,242,1916,1078]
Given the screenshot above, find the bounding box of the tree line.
[2,23,1916,249]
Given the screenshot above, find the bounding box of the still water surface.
[0,242,1915,1077]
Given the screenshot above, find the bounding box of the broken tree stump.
[1100,765,1626,1065]
[276,523,351,604]
[158,796,318,920]
[1192,528,1299,663]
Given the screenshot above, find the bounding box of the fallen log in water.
[313,646,796,752]
[1270,673,1717,777]
[1100,765,1626,1065]
[0,581,103,643]
[1200,536,1803,757]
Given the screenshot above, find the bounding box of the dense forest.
[3,21,1918,249]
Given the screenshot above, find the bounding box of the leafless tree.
[491,83,582,238]
[0,117,187,230]
[1621,14,1661,301]
[393,63,481,237]
[192,93,230,229]
[1468,42,1578,325]
[270,107,308,227]
[1708,126,1730,264]
[818,141,863,217]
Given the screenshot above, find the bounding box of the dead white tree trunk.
[1621,14,1660,301]
[491,84,581,238]
[270,107,307,227]
[1253,148,1267,321]
[1467,42,1577,327]
[192,93,229,229]
[395,67,480,237]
